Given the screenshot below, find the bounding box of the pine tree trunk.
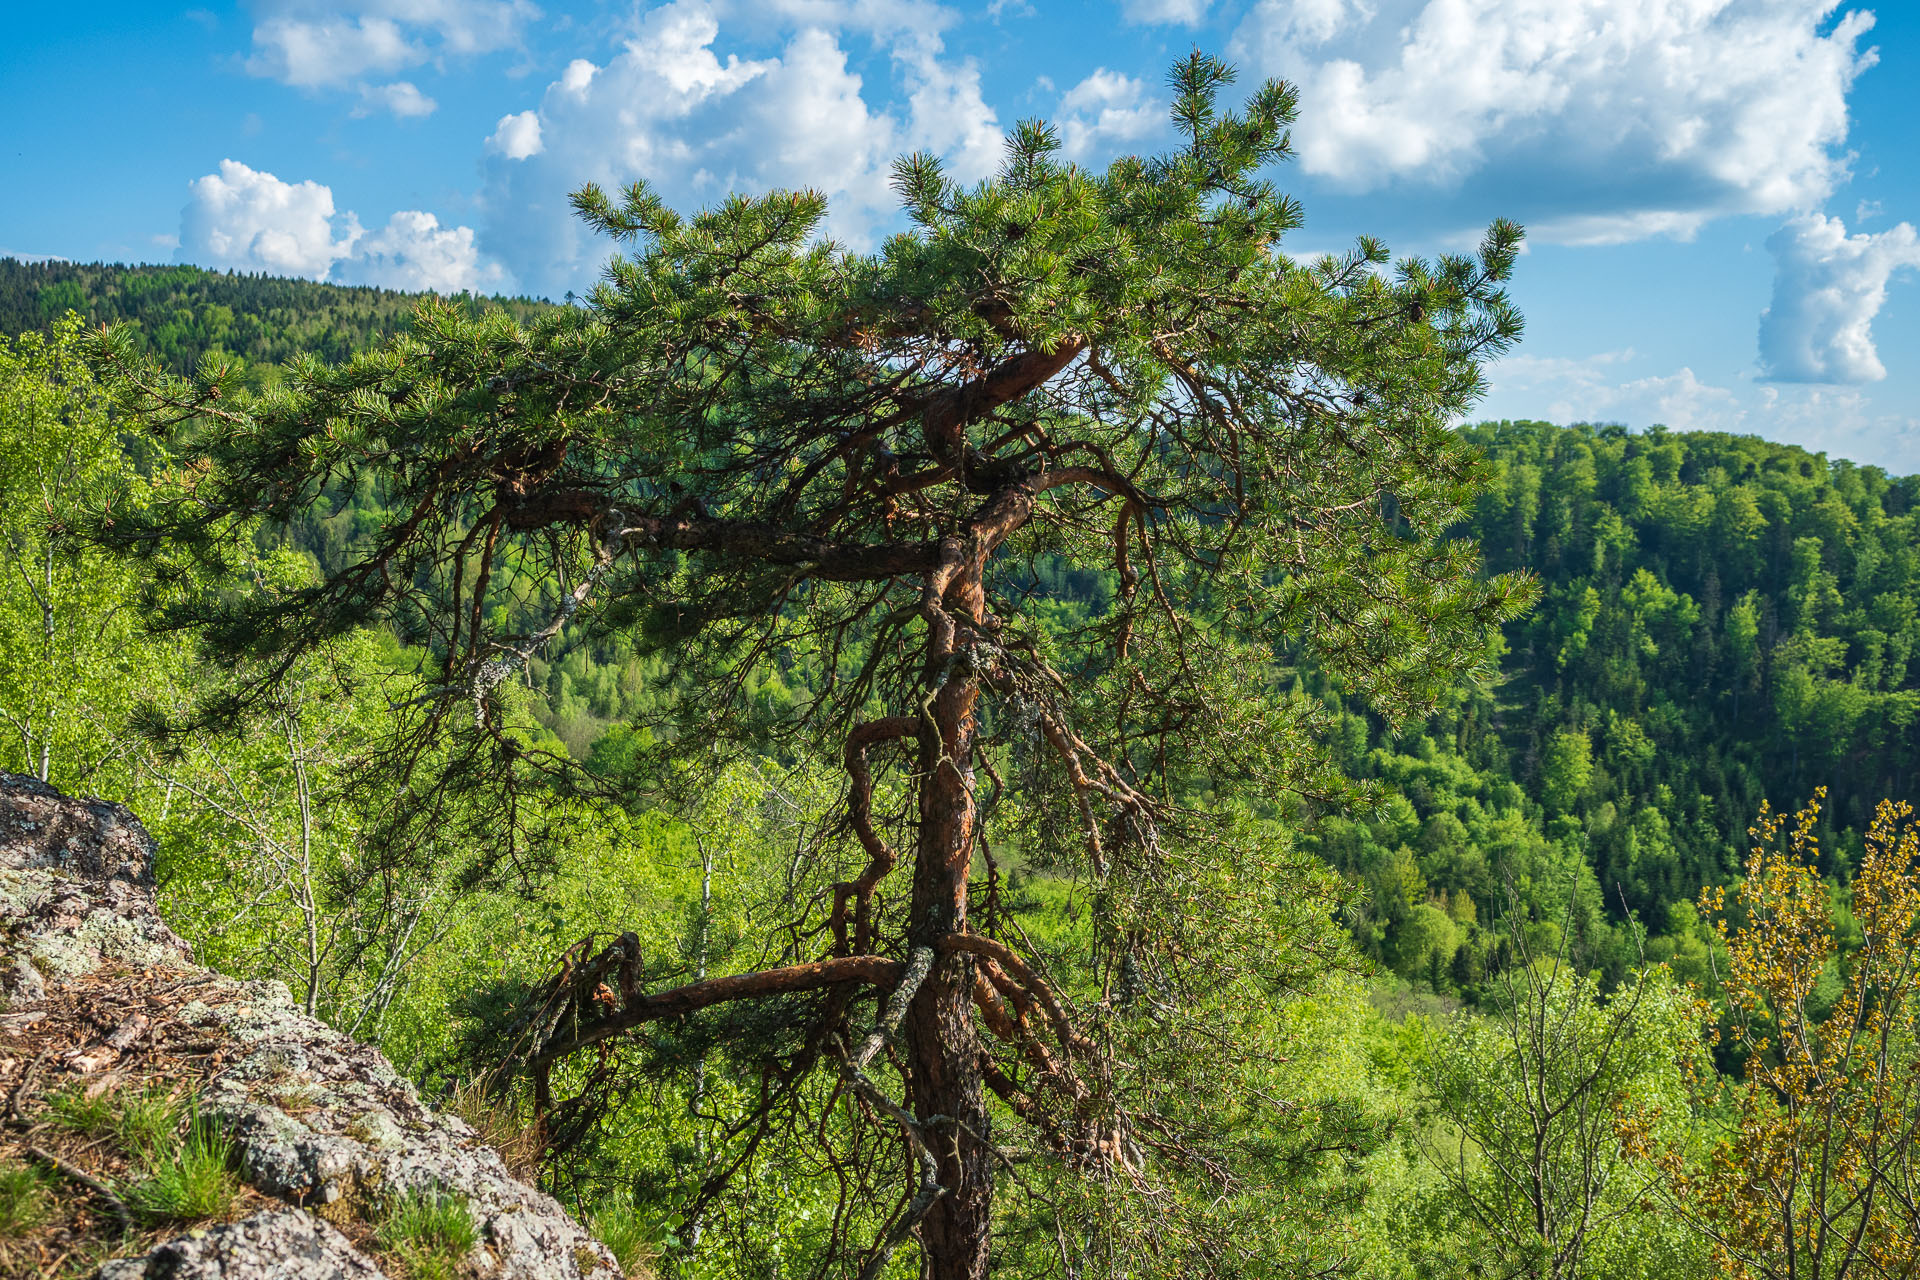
[907,650,991,1279]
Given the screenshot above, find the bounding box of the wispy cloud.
[1484,348,1920,473]
[352,80,436,118]
[242,0,536,88]
[1120,0,1209,27]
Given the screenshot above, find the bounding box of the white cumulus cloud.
[177,159,509,293]
[180,159,360,278]
[336,210,510,293]
[1759,213,1920,384]
[1231,0,1879,244]
[900,45,1002,182]
[244,0,536,88]
[478,0,1002,299]
[486,109,543,159]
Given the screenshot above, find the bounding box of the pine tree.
[93,55,1529,1279]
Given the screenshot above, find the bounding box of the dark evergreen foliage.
[81,57,1531,1277]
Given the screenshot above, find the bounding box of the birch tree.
[0,317,174,790]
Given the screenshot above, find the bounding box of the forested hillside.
[1312,421,1920,992]
[0,257,545,377]
[5,225,1919,1279]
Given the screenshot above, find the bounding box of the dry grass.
[443,1077,545,1183]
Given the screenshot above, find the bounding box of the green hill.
[1311,420,1918,986]
[0,257,547,377]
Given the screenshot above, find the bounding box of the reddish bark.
[904,546,996,1279]
[530,954,905,1068]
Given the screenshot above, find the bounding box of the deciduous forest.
[2,59,1918,1280]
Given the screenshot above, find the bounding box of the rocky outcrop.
[0,774,192,984]
[96,1210,386,1280]
[0,773,621,1280]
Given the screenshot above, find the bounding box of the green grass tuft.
[43,1085,117,1136]
[378,1187,478,1280]
[111,1084,187,1156]
[0,1161,53,1238]
[587,1199,654,1278]
[124,1111,241,1224]
[40,1083,239,1228]
[48,1081,193,1158]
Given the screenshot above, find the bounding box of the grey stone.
[93,1209,383,1279]
[342,1108,407,1151]
[6,951,44,1001]
[0,772,193,980]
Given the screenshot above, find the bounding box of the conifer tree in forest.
[94,56,1531,1279]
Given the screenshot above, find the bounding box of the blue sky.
[5,1,1918,472]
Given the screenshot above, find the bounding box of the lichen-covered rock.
[187,988,621,1277]
[0,773,192,980]
[95,1210,384,1280]
[6,950,45,1001]
[0,775,623,1280]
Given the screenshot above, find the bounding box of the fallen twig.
[6,1048,52,1122]
[166,1037,226,1055]
[29,1143,135,1237]
[149,973,218,999]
